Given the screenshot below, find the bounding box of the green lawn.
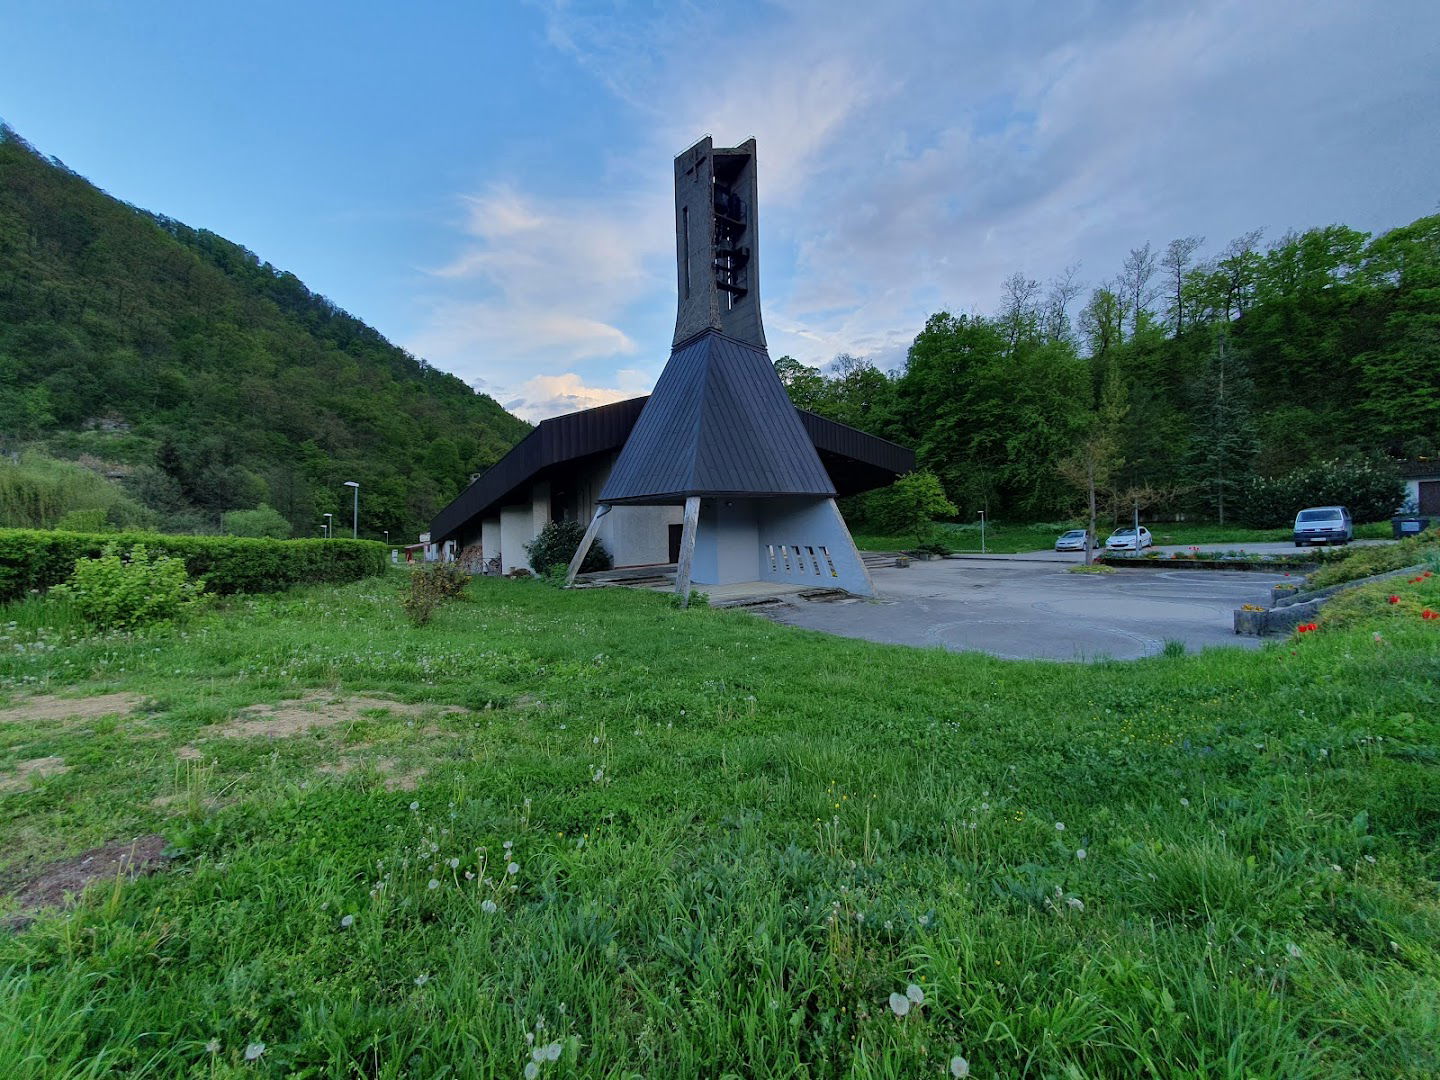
[1,568,1438,1077]
[852,520,1395,554]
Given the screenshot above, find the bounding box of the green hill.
[0,125,529,538]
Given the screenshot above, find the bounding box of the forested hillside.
[780,216,1439,525]
[0,125,529,537]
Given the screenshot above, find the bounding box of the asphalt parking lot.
[762,556,1296,661]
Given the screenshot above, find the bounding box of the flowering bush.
[1235,457,1404,528]
[51,543,204,630]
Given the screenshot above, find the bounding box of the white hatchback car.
[1105,526,1153,551]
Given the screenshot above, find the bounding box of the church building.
[428,137,913,599]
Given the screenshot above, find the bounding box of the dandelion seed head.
[950,1056,970,1078]
[1055,822,1065,831]
[244,1042,265,1061]
[543,1042,562,1062]
[340,914,354,928]
[205,1039,220,1054]
[448,857,460,869]
[1067,897,1084,911]
[414,973,429,987]
[1286,943,1302,959]
[1076,849,1087,860]
[524,1063,539,1080]
[507,861,519,875]
[409,801,419,812]
[888,992,910,1017]
[906,983,925,1004]
[481,899,498,914]
[427,879,439,890]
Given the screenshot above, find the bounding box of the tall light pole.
[978,509,986,554]
[343,481,359,539]
[323,513,332,539]
[383,529,389,547]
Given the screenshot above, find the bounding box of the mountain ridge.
[0,124,529,537]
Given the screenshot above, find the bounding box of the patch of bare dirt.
[0,693,143,726]
[1,835,168,932]
[319,754,426,791]
[210,693,467,739]
[174,746,204,761]
[0,756,70,794]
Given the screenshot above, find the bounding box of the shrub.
[52,544,204,630]
[0,452,151,530]
[1306,528,1439,589]
[401,562,470,627]
[54,508,110,532]
[1236,457,1405,528]
[0,528,387,601]
[524,519,612,577]
[865,471,958,546]
[221,503,292,539]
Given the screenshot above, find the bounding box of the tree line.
[778,213,1439,526]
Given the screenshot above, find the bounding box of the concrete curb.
[1234,562,1429,636]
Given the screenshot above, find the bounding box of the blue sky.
[4,1,1438,420]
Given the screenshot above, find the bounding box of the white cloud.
[415,0,1440,411]
[504,369,655,422]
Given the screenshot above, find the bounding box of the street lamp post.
[383,530,389,547]
[978,509,986,554]
[343,481,359,539]
[323,513,333,539]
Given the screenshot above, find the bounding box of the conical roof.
[599,330,837,504]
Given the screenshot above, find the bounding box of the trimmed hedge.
[0,529,389,601]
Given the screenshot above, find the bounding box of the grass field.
[1,565,1438,1077]
[851,520,1395,554]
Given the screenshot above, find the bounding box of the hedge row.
[0,529,390,602]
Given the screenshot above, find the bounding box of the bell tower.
[672,137,765,348]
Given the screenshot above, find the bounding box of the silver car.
[1055,529,1094,551]
[1294,506,1352,546]
[1105,526,1153,551]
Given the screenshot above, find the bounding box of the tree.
[773,356,829,413]
[1058,359,1127,563]
[1161,236,1204,334]
[1042,264,1082,344]
[867,470,957,548]
[1119,243,1159,337]
[1187,328,1256,524]
[999,271,1041,352]
[1079,288,1125,357]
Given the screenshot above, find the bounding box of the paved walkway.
[758,557,1295,661]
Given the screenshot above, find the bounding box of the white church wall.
[481,516,501,569]
[692,499,761,585]
[598,505,682,567]
[499,506,534,573]
[757,497,874,595]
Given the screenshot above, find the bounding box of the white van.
[1293,506,1353,546]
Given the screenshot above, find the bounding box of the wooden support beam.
[674,495,701,608]
[565,504,611,585]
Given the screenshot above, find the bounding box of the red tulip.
[1386,595,1400,604]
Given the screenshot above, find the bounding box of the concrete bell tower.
[565,136,874,604]
[672,137,765,348]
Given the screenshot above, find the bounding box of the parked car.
[1054,529,1095,551]
[1293,506,1353,546]
[1105,526,1153,551]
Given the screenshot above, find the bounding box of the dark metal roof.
[429,368,915,541]
[600,330,835,503]
[428,397,646,542]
